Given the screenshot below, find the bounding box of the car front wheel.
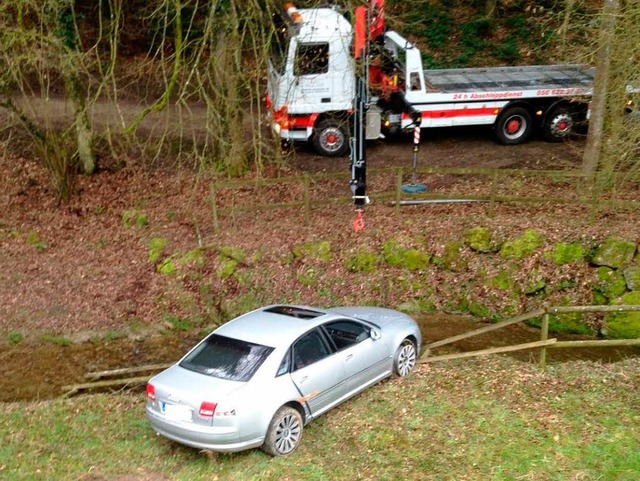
[262,406,303,456]
[393,338,417,377]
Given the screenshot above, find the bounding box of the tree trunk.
[582,0,619,179]
[65,68,96,175]
[485,0,497,18]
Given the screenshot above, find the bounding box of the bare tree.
[582,0,619,179]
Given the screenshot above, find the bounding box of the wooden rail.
[61,305,639,397]
[61,364,172,397]
[420,305,640,369]
[209,167,640,232]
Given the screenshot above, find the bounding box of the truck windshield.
[270,13,290,75]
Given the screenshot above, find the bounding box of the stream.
[1,314,638,402]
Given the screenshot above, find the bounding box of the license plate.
[160,402,193,422]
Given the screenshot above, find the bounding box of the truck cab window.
[410,72,422,91]
[295,43,329,76]
[270,13,290,75]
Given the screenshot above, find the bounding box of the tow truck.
[266,1,596,157]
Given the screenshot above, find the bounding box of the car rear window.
[180,334,274,382]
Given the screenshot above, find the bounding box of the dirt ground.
[1,129,640,400]
[0,132,634,338]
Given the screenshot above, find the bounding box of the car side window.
[293,329,331,371]
[276,350,291,376]
[323,320,370,351]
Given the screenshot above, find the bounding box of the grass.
[1,356,639,480]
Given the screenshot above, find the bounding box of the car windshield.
[180,334,274,382]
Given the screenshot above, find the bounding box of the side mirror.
[370,328,382,340]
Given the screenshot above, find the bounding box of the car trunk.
[148,365,244,427]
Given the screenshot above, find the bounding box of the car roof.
[213,305,350,348]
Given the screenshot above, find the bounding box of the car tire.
[393,338,417,378]
[495,106,533,145]
[312,118,350,157]
[262,406,303,456]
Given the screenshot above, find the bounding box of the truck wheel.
[495,107,533,145]
[543,106,574,143]
[312,118,349,157]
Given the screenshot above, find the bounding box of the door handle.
[345,354,354,361]
[298,376,308,383]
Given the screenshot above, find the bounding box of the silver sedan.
[146,305,421,456]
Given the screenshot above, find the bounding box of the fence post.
[489,171,498,217]
[396,168,403,217]
[539,311,550,370]
[209,183,220,234]
[303,176,310,225]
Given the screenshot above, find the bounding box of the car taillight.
[199,402,217,418]
[146,383,156,401]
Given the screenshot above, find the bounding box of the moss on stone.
[402,249,431,271]
[500,229,544,260]
[397,298,436,314]
[489,269,517,292]
[292,241,331,262]
[148,237,167,264]
[550,242,585,265]
[524,269,546,295]
[346,249,377,273]
[381,240,430,271]
[433,241,467,271]
[528,312,593,335]
[219,246,246,263]
[157,258,176,275]
[592,266,627,302]
[296,267,319,287]
[591,237,637,269]
[463,226,499,253]
[468,302,492,318]
[382,240,404,267]
[623,265,640,291]
[180,249,205,268]
[217,258,239,280]
[604,291,640,339]
[122,209,148,229]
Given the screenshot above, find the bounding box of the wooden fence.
[419,305,640,369]
[210,167,640,233]
[61,305,640,397]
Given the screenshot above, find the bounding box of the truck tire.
[312,118,349,157]
[543,106,575,143]
[495,107,533,145]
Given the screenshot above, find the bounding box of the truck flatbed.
[423,64,595,93]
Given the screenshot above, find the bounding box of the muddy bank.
[2,314,638,403]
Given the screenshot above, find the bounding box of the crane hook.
[353,210,365,232]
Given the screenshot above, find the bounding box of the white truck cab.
[267,6,355,156]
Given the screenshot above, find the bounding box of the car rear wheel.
[262,406,303,456]
[393,338,417,377]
